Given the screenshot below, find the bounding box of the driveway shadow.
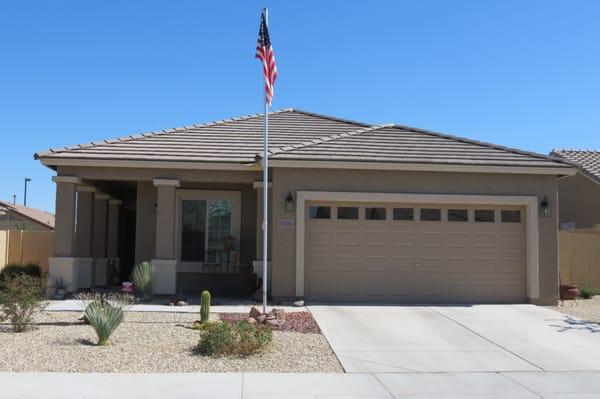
[548,315,600,333]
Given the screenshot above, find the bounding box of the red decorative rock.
[249,306,262,319]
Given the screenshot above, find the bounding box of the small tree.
[0,274,45,332]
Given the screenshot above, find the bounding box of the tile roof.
[36,109,570,169]
[0,200,55,229]
[551,149,600,182]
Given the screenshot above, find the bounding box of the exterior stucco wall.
[0,212,53,231]
[558,172,600,229]
[271,168,560,303]
[135,181,157,264]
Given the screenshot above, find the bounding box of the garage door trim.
[295,191,539,300]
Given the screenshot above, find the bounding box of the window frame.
[337,206,359,220]
[365,207,387,221]
[474,209,495,223]
[447,208,469,222]
[175,190,242,271]
[393,207,414,221]
[420,208,442,222]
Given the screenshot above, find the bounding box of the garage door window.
[448,209,468,222]
[501,210,521,223]
[475,209,495,222]
[393,208,414,221]
[337,207,359,220]
[309,206,331,219]
[420,208,441,221]
[366,207,386,220]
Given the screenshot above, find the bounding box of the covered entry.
[297,192,538,304]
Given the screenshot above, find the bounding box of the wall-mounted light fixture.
[540,196,551,217]
[285,192,295,213]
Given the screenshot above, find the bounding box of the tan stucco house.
[36,109,574,304]
[551,149,600,230]
[0,200,55,231]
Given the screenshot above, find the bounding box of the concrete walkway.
[309,304,600,373]
[3,371,600,398]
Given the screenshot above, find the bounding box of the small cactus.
[200,290,211,324]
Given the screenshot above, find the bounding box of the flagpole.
[262,8,269,315]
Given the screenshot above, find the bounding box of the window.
[366,207,386,220]
[420,208,441,221]
[178,190,241,265]
[181,200,232,262]
[181,200,207,262]
[337,206,359,220]
[501,210,521,223]
[309,206,331,219]
[393,208,414,221]
[448,209,468,222]
[475,209,495,222]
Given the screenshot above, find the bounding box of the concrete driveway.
[309,304,600,373]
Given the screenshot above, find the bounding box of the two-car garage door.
[305,202,526,303]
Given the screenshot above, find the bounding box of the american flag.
[255,9,277,105]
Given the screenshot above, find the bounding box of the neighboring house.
[0,200,55,231]
[35,109,574,304]
[550,149,600,229]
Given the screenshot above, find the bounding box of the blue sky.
[1,1,599,212]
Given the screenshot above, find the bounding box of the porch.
[49,173,271,297]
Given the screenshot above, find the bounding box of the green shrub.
[580,287,600,299]
[84,300,125,346]
[200,290,211,325]
[0,274,45,332]
[130,261,153,301]
[197,320,272,357]
[0,263,42,283]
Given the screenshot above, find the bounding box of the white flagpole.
[262,8,269,315]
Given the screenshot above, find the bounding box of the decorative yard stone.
[265,318,280,326]
[256,314,267,324]
[293,300,305,307]
[249,306,262,319]
[176,300,187,306]
[272,308,286,322]
[246,317,257,324]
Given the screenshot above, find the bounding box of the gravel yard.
[551,296,600,323]
[0,311,342,373]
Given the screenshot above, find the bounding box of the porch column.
[49,176,80,291]
[106,199,121,286]
[253,181,272,290]
[73,186,95,289]
[151,178,180,294]
[92,193,110,287]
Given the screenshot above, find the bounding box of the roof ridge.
[389,124,575,167]
[34,109,293,159]
[283,108,372,128]
[552,148,600,153]
[270,124,392,156]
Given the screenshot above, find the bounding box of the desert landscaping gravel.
[552,296,600,324]
[0,311,342,373]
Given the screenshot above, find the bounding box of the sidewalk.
[3,371,600,398]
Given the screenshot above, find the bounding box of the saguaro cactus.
[200,290,211,324]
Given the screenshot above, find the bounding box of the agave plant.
[84,300,125,346]
[131,261,153,301]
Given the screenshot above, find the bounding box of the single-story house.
[550,149,600,230]
[36,109,574,304]
[0,200,55,231]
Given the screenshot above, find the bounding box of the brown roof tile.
[35,109,570,169]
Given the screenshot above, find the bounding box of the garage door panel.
[418,232,444,247]
[305,202,526,303]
